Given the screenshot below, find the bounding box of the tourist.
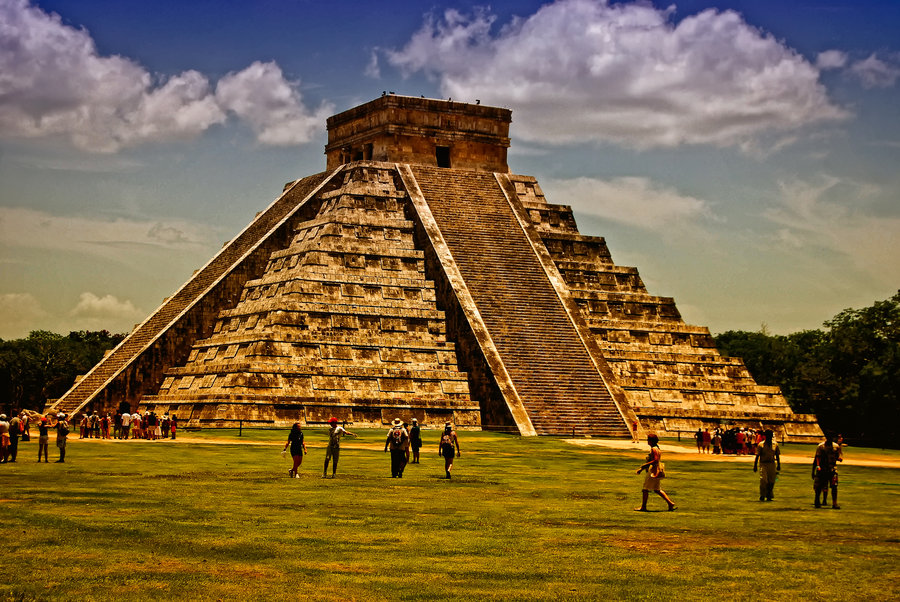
[712,430,722,455]
[91,412,100,439]
[54,413,70,463]
[101,413,110,439]
[170,415,177,440]
[120,410,131,440]
[37,417,50,462]
[694,428,703,452]
[735,429,746,455]
[20,412,30,442]
[0,414,9,463]
[631,420,639,443]
[702,428,712,453]
[634,433,676,512]
[79,413,88,439]
[323,417,356,478]
[283,421,307,478]
[438,422,460,479]
[409,418,422,464]
[384,418,409,478]
[813,432,842,509]
[753,429,781,501]
[161,414,170,439]
[131,412,141,439]
[7,412,21,462]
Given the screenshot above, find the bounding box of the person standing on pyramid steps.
[283,421,308,478]
[438,422,460,479]
[323,417,356,478]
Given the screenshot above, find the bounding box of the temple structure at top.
[47,94,822,441]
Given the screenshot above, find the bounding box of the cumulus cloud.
[70,292,141,320]
[816,50,848,70]
[848,53,900,89]
[541,176,715,233]
[385,0,848,150]
[0,0,328,152]
[216,61,333,146]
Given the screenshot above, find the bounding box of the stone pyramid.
[48,95,822,440]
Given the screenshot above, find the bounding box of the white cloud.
[0,0,326,151]
[70,292,142,321]
[816,50,848,70]
[541,176,715,232]
[849,53,900,89]
[386,0,848,150]
[216,61,333,146]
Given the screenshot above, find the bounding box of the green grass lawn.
[2,430,898,601]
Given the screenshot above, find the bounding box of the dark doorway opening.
[435,146,451,168]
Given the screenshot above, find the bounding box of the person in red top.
[634,433,676,512]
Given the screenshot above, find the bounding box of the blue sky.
[1,0,898,339]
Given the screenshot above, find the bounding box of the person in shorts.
[283,421,308,478]
[438,422,460,479]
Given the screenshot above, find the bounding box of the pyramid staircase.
[513,175,822,440]
[405,166,631,436]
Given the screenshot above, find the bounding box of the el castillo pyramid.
[48,95,822,440]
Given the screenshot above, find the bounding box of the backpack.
[391,427,403,446]
[441,432,453,447]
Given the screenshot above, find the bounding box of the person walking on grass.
[323,417,356,478]
[283,421,308,478]
[813,431,842,509]
[0,415,9,463]
[634,433,676,512]
[438,422,460,479]
[54,413,70,463]
[384,418,409,478]
[409,418,422,464]
[37,417,50,462]
[753,429,781,501]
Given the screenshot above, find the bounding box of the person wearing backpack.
[384,418,409,478]
[54,413,70,463]
[438,423,460,479]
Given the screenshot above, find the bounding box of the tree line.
[715,291,899,447]
[0,330,125,416]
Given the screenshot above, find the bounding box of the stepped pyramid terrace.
[47,95,823,440]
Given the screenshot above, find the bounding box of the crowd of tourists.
[75,411,178,441]
[693,426,772,455]
[0,411,71,463]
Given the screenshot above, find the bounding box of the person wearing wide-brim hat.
[438,422,460,479]
[384,418,409,478]
[323,417,356,478]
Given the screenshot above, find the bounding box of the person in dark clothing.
[283,422,308,478]
[384,418,409,478]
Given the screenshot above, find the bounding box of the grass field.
[1,429,898,601]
